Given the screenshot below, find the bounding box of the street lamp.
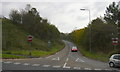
[80,8,92,52]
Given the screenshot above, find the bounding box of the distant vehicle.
[71,46,78,52]
[109,54,120,67]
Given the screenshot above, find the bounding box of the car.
[109,54,120,67]
[71,46,78,52]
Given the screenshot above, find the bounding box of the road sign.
[112,38,118,45]
[28,35,33,42]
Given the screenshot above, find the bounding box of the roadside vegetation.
[67,2,120,62]
[2,4,64,59]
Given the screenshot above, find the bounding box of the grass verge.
[2,42,65,59]
[78,46,109,62]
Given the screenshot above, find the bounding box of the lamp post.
[80,9,92,52]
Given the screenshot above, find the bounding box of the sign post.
[28,35,33,56]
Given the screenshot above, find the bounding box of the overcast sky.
[1,0,119,33]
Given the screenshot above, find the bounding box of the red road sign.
[28,35,33,42]
[112,38,118,45]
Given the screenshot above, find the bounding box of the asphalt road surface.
[2,41,120,72]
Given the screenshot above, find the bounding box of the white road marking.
[43,65,50,67]
[66,58,69,61]
[84,68,92,70]
[73,67,81,69]
[4,61,12,64]
[23,63,29,65]
[53,66,61,68]
[63,63,70,69]
[32,64,40,66]
[14,62,21,65]
[75,58,85,62]
[46,55,53,58]
[94,69,101,70]
[52,57,60,61]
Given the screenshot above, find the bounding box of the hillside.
[2,19,64,58]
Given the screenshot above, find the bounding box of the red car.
[71,46,78,52]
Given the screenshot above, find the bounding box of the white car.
[109,54,120,67]
[71,46,78,52]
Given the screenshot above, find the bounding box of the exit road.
[2,41,120,72]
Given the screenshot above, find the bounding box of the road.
[2,41,120,72]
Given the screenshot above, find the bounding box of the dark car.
[109,54,120,67]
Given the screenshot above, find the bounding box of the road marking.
[46,55,53,58]
[14,62,21,65]
[52,57,60,61]
[43,65,50,67]
[66,58,69,61]
[84,68,92,70]
[23,63,29,65]
[53,66,61,68]
[4,61,12,64]
[73,67,81,69]
[94,69,101,70]
[75,58,85,62]
[63,63,70,69]
[32,64,40,66]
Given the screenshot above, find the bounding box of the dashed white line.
[4,61,12,64]
[53,66,61,68]
[75,58,85,62]
[14,62,21,65]
[43,65,50,67]
[73,67,81,69]
[32,64,40,66]
[94,69,101,70]
[84,68,92,70]
[23,63,29,65]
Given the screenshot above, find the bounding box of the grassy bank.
[78,46,110,62]
[2,42,65,59]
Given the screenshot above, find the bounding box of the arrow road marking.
[75,58,85,62]
[52,57,60,61]
[63,63,70,69]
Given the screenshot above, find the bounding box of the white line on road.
[75,58,85,62]
[73,67,81,69]
[63,63,70,69]
[43,65,50,67]
[94,69,101,70]
[23,63,29,65]
[14,62,21,65]
[52,57,60,61]
[32,64,40,66]
[4,61,12,64]
[66,58,69,61]
[46,55,53,58]
[53,66,61,68]
[84,68,92,70]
